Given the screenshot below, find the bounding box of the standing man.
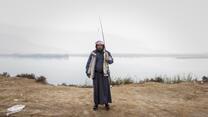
[86,40,113,111]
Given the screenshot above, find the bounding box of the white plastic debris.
[6,104,25,116]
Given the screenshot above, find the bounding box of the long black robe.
[86,50,113,105]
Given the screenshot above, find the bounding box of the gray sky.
[0,0,208,54]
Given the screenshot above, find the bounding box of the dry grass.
[0,76,208,117]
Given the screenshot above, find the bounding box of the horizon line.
[0,53,208,59]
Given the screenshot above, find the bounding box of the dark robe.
[86,50,113,105]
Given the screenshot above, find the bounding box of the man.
[86,40,113,111]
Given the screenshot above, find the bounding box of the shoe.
[93,105,98,111]
[105,104,110,111]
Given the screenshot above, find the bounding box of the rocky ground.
[0,76,208,117]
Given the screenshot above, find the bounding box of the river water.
[0,57,207,85]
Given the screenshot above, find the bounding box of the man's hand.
[105,52,110,61]
[105,52,113,62]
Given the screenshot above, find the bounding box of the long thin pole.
[99,17,112,87]
[99,17,106,49]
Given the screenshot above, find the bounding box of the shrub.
[172,76,183,84]
[16,73,36,79]
[79,85,93,88]
[111,77,134,85]
[155,77,164,83]
[61,83,68,86]
[142,77,164,83]
[36,76,47,84]
[122,78,134,84]
[0,72,10,77]
[202,76,208,83]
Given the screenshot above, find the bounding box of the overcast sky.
[0,0,208,54]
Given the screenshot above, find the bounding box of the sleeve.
[86,53,92,74]
[106,51,113,64]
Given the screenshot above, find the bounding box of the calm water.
[0,57,208,85]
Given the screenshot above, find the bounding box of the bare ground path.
[0,77,208,117]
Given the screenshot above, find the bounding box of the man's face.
[96,44,104,51]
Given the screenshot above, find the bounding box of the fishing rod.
[99,17,106,50]
[98,17,113,87]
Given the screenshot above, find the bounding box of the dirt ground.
[0,76,208,117]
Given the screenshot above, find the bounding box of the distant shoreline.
[0,53,208,59]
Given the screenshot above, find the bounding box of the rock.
[83,110,89,115]
[13,99,18,102]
